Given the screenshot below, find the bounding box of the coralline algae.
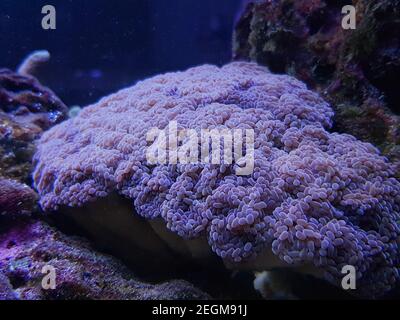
[33,62,400,297]
[0,178,37,218]
[0,220,210,300]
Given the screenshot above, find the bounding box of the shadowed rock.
[0,68,68,183]
[0,220,211,300]
[0,178,37,218]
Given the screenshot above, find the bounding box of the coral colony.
[33,62,400,297]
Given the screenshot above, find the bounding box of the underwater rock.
[0,271,17,300]
[0,68,68,183]
[33,62,400,298]
[0,178,37,218]
[233,0,400,164]
[0,219,210,300]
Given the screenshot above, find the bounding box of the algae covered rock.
[0,68,68,183]
[0,178,37,218]
[233,0,400,164]
[0,219,210,300]
[0,63,68,219]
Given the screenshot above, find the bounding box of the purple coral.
[33,62,400,297]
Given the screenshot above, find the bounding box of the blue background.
[0,0,243,106]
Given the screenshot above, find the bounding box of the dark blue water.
[0,0,242,106]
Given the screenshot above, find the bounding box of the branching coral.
[33,62,400,297]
